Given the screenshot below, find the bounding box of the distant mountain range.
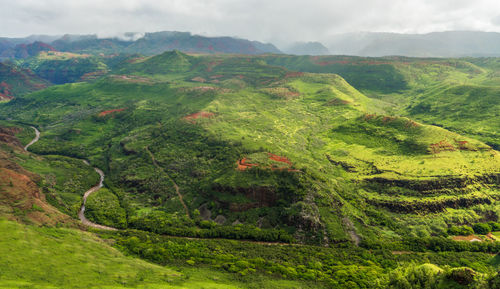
[326,31,500,57]
[2,30,500,59]
[0,31,281,59]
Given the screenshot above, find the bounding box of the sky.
[1,0,500,46]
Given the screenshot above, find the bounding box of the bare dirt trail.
[22,127,297,245]
[24,126,116,230]
[77,166,117,231]
[24,126,40,151]
[145,146,191,218]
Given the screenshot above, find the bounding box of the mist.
[1,0,500,47]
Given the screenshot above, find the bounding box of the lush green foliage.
[1,51,500,288]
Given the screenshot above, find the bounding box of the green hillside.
[1,51,500,288]
[0,62,50,100]
[19,51,109,84]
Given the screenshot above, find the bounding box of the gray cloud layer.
[1,0,500,45]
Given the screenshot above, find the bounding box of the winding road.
[25,126,116,231]
[24,126,40,151]
[23,127,295,245]
[77,166,117,230]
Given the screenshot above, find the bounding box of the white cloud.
[0,0,499,45]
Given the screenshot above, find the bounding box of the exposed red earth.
[0,81,13,99]
[268,153,292,165]
[183,111,215,123]
[191,77,207,83]
[99,108,125,117]
[237,153,299,172]
[430,140,456,154]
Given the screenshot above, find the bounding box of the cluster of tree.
[100,229,500,289]
[402,237,500,253]
[128,210,293,242]
[388,263,500,289]
[110,230,388,288]
[448,222,500,236]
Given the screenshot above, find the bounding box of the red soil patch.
[452,235,483,242]
[268,153,292,165]
[80,70,107,81]
[284,72,304,78]
[237,158,259,171]
[263,87,300,100]
[454,139,476,151]
[183,111,215,123]
[191,77,207,83]
[405,120,420,128]
[429,140,456,154]
[363,114,377,121]
[237,153,300,172]
[0,126,22,148]
[382,116,397,123]
[0,81,13,100]
[99,108,125,117]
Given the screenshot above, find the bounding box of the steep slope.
[2,51,499,248]
[265,55,409,93]
[0,122,326,288]
[13,41,56,59]
[125,31,281,55]
[0,62,50,100]
[33,31,282,56]
[407,85,500,149]
[20,52,109,84]
[2,52,500,288]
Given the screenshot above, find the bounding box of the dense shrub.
[447,225,474,236]
[473,223,492,235]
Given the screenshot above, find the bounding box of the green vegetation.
[20,55,108,84]
[85,187,127,228]
[0,218,324,289]
[17,153,99,217]
[1,51,500,288]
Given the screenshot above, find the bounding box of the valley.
[1,49,500,288]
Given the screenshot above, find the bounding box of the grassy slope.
[266,55,500,149]
[19,52,109,84]
[1,218,316,289]
[1,52,499,244]
[0,125,317,289]
[0,52,500,288]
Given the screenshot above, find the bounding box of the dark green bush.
[448,225,474,236]
[473,223,491,235]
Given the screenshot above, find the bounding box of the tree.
[473,223,491,235]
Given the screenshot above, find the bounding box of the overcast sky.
[2,0,500,45]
